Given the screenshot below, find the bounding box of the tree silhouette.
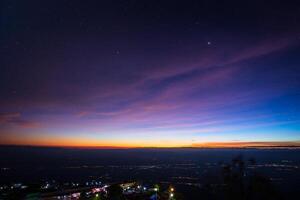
[107,184,125,200]
[221,155,283,200]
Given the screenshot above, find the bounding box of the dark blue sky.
[1,0,300,147]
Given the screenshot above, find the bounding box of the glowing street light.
[168,186,175,199]
[154,187,158,200]
[170,192,174,198]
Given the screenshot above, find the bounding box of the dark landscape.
[1,146,300,199]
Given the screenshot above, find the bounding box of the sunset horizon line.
[1,141,300,149]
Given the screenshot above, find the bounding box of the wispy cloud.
[0,112,40,128]
[0,112,21,124]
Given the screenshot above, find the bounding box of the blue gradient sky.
[1,1,300,147]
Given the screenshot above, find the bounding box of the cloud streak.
[0,112,40,129]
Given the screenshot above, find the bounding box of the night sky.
[1,0,300,147]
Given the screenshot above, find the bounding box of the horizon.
[1,141,300,149]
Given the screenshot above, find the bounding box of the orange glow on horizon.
[0,134,190,148]
[1,135,300,149]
